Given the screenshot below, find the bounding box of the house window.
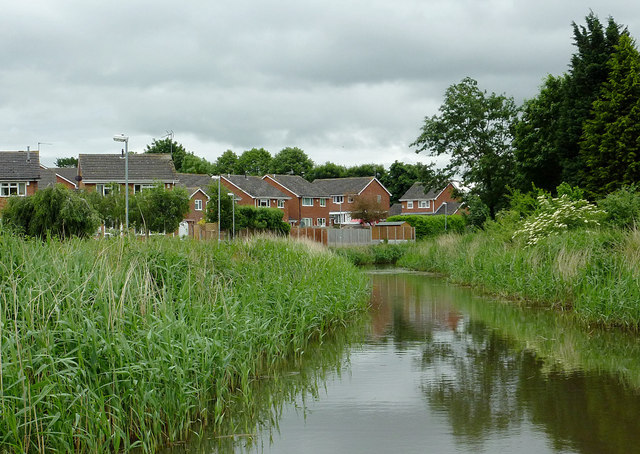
[319,198,326,207]
[419,200,430,209]
[96,184,112,196]
[348,196,354,203]
[258,199,269,207]
[302,197,313,206]
[195,199,203,211]
[0,182,27,197]
[377,195,382,203]
[134,184,155,194]
[278,199,285,209]
[407,201,414,209]
[317,217,326,227]
[301,217,313,227]
[333,195,344,204]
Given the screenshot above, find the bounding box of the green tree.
[513,75,567,192]
[54,157,78,168]
[271,147,314,176]
[235,206,290,234]
[214,150,239,175]
[412,77,519,217]
[145,137,188,172]
[2,185,100,238]
[205,182,234,230]
[306,162,347,181]
[344,163,386,179]
[84,183,126,229]
[580,34,640,197]
[180,153,215,174]
[235,148,272,176]
[379,161,426,204]
[129,184,190,235]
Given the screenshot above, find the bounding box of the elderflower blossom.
[512,195,604,246]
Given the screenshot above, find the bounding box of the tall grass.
[0,234,369,452]
[395,228,640,329]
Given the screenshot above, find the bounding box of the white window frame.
[194,199,203,211]
[317,217,326,227]
[134,183,155,194]
[348,196,354,203]
[407,201,414,209]
[302,197,313,206]
[319,198,326,207]
[0,182,27,197]
[258,199,269,207]
[333,195,344,204]
[301,217,313,227]
[96,184,112,196]
[277,199,285,209]
[419,200,430,209]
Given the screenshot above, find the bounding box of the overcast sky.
[3,1,640,169]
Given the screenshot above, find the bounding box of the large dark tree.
[514,13,624,191]
[580,34,640,197]
[380,161,426,204]
[54,157,78,168]
[130,184,190,235]
[412,77,519,217]
[145,137,188,172]
[271,147,314,176]
[344,163,386,179]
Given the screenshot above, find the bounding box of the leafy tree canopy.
[130,184,190,235]
[350,195,388,226]
[180,153,215,174]
[214,150,239,175]
[235,148,272,176]
[145,137,188,172]
[306,162,347,181]
[205,182,234,230]
[412,77,519,217]
[271,147,314,176]
[54,157,78,168]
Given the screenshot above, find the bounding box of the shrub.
[598,185,640,229]
[236,206,291,234]
[513,194,604,246]
[2,184,100,238]
[387,214,466,239]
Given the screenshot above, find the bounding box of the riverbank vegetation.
[0,234,368,452]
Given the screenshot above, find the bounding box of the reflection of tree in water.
[420,317,640,454]
[421,320,525,450]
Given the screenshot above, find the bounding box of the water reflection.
[165,272,640,454]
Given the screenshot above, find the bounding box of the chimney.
[26,146,31,162]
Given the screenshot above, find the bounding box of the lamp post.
[443,202,448,232]
[211,175,221,241]
[228,192,235,240]
[113,134,129,233]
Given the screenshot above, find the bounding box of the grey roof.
[388,203,402,217]
[0,151,41,181]
[78,153,177,182]
[399,182,438,201]
[176,173,215,197]
[39,167,78,188]
[224,175,290,199]
[312,176,378,196]
[434,201,463,215]
[264,174,321,197]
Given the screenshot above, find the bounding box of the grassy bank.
[0,235,369,452]
[396,228,640,328]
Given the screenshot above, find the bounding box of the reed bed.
[395,228,640,329]
[0,234,369,453]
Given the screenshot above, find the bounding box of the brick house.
[399,182,463,215]
[77,153,178,194]
[220,175,291,220]
[264,174,391,227]
[39,167,78,190]
[0,150,41,211]
[176,173,214,236]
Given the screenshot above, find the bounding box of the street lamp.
[443,202,448,232]
[211,175,221,241]
[228,192,235,240]
[113,134,129,232]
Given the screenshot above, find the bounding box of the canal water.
[166,271,640,454]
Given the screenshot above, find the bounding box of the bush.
[598,185,640,229]
[513,194,604,246]
[2,184,100,239]
[236,206,291,234]
[387,214,466,239]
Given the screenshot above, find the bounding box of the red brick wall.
[222,179,292,222]
[185,191,209,223]
[401,183,458,215]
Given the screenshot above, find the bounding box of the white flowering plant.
[513,194,604,246]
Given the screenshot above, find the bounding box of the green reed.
[395,228,640,329]
[0,234,369,452]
